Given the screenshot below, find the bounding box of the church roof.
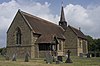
[19,10,65,43]
[68,25,86,39]
[35,34,54,43]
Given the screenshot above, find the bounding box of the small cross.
[65,50,73,63]
[61,0,64,6]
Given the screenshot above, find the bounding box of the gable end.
[7,9,35,33]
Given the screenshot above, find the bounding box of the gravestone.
[5,55,9,60]
[53,50,57,62]
[79,53,83,57]
[12,54,16,61]
[91,53,95,57]
[87,53,90,58]
[57,56,63,62]
[54,51,60,64]
[52,55,56,62]
[96,53,100,57]
[65,50,73,63]
[45,51,53,64]
[56,60,60,64]
[25,52,29,62]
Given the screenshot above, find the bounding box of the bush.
[0,48,7,56]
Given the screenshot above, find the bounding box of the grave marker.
[25,52,29,62]
[45,51,53,64]
[65,50,73,63]
[12,53,16,61]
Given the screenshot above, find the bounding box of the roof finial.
[61,0,64,7]
[60,0,65,22]
[59,0,67,30]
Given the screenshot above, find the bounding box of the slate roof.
[68,25,86,39]
[19,10,65,43]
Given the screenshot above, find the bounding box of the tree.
[94,38,100,51]
[0,48,3,54]
[86,35,95,51]
[86,35,100,52]
[1,48,7,56]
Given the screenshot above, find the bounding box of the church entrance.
[38,43,57,58]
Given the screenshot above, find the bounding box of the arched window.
[16,27,21,45]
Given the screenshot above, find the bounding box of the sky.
[0,0,100,48]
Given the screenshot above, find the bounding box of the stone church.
[6,5,88,58]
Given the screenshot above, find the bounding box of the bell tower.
[59,1,67,30]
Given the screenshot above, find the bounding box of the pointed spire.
[60,0,65,22]
[59,0,67,30]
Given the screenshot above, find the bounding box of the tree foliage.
[0,47,7,56]
[86,35,100,51]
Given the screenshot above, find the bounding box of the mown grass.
[0,55,100,66]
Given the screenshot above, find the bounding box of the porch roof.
[35,34,59,44]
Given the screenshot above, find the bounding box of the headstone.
[5,55,9,60]
[79,53,83,57]
[45,51,53,64]
[96,53,100,57]
[65,50,73,63]
[91,53,95,57]
[54,52,60,64]
[55,56,60,64]
[12,54,16,61]
[87,53,90,58]
[53,50,57,62]
[57,56,63,62]
[65,54,68,58]
[1,48,6,56]
[52,55,56,62]
[25,52,29,62]
[56,60,60,64]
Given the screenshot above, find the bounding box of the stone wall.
[57,39,64,56]
[7,11,33,59]
[64,27,77,56]
[7,46,31,59]
[83,40,88,53]
[31,34,39,58]
[77,38,83,56]
[77,38,88,56]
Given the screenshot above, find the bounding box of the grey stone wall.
[31,34,39,58]
[64,27,78,56]
[7,46,31,59]
[7,11,33,59]
[82,40,88,53]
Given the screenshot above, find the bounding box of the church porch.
[37,43,57,58]
[34,42,64,58]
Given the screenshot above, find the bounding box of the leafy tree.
[0,48,3,53]
[86,35,95,51]
[0,47,7,56]
[86,35,100,52]
[94,38,100,51]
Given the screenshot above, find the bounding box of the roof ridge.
[18,10,36,33]
[68,25,79,31]
[68,25,78,35]
[68,25,86,39]
[20,10,60,27]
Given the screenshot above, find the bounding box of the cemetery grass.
[0,55,100,66]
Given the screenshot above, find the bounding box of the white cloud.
[64,4,100,38]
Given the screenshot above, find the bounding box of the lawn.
[0,55,100,66]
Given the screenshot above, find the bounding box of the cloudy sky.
[0,0,100,48]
